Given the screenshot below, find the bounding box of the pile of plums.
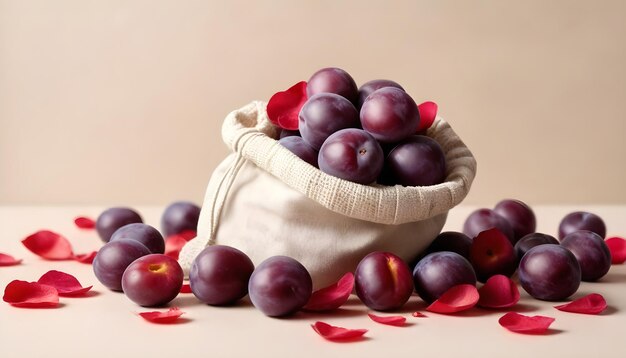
[193,199,613,314]
[91,199,614,314]
[411,200,611,304]
[92,202,200,306]
[278,67,446,186]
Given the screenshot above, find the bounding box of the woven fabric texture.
[179,101,477,288]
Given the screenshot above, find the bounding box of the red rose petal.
[37,270,92,297]
[427,284,479,314]
[368,313,406,326]
[180,283,192,294]
[605,236,626,264]
[478,274,520,308]
[311,321,367,341]
[416,101,438,132]
[498,312,555,334]
[3,280,59,308]
[22,230,74,260]
[74,216,96,229]
[74,251,98,264]
[303,272,354,311]
[554,293,607,315]
[412,311,427,317]
[139,307,185,324]
[165,236,189,261]
[0,252,22,266]
[267,81,308,130]
[177,230,197,241]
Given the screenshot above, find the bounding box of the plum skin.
[383,135,446,186]
[278,136,319,168]
[360,87,420,143]
[493,199,536,241]
[469,228,517,282]
[412,251,476,303]
[518,245,581,301]
[96,207,143,243]
[306,67,359,104]
[357,79,404,108]
[355,251,414,311]
[463,208,515,244]
[318,128,384,184]
[248,256,312,317]
[424,231,472,260]
[189,245,255,306]
[560,230,611,281]
[298,93,359,150]
[93,239,151,291]
[558,211,607,239]
[110,223,165,254]
[514,232,559,261]
[161,201,201,237]
[122,254,184,307]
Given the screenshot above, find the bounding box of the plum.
[110,223,165,254]
[518,245,581,301]
[360,87,419,143]
[558,211,606,239]
[248,256,312,317]
[318,128,384,184]
[306,67,359,104]
[493,199,536,241]
[412,251,476,303]
[93,239,151,291]
[382,135,446,186]
[96,207,143,243]
[357,79,404,108]
[189,245,254,306]
[469,228,517,282]
[463,208,515,244]
[560,230,611,281]
[161,201,201,237]
[278,136,319,167]
[424,231,472,260]
[514,232,559,260]
[122,254,184,307]
[355,252,414,310]
[298,93,359,150]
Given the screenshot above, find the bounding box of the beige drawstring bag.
[179,101,477,289]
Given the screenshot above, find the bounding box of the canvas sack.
[179,101,477,289]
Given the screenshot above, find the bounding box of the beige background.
[1,0,625,206]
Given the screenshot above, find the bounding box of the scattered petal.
[412,311,427,317]
[165,235,191,261]
[3,280,59,308]
[303,272,354,311]
[554,293,607,315]
[180,284,192,294]
[427,284,479,314]
[139,307,185,324]
[22,230,74,260]
[311,321,367,341]
[37,270,92,297]
[478,274,520,308]
[74,216,96,229]
[499,312,555,334]
[368,313,406,326]
[605,237,626,264]
[267,81,308,130]
[416,101,438,132]
[74,251,98,264]
[0,253,22,266]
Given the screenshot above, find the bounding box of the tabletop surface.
[1,205,625,358]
